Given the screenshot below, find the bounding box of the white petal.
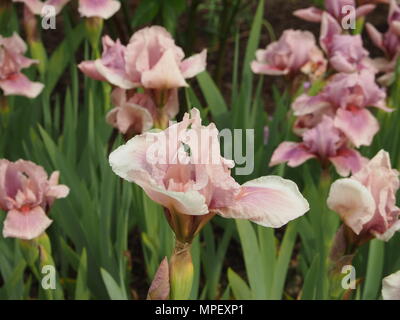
[327,178,376,234]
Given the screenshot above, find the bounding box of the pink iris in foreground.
[328,150,400,241]
[292,70,389,147]
[251,29,326,78]
[0,160,69,240]
[270,116,365,177]
[294,0,376,24]
[382,270,400,300]
[109,108,309,242]
[0,33,44,98]
[78,26,207,90]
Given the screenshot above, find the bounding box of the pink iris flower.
[251,29,327,78]
[292,70,389,147]
[366,0,400,85]
[109,108,309,242]
[328,150,400,241]
[320,13,373,73]
[79,26,207,90]
[270,116,365,177]
[0,160,69,240]
[0,33,44,98]
[13,0,120,19]
[294,0,376,24]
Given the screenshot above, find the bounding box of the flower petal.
[180,49,207,79]
[3,206,52,240]
[270,142,315,167]
[78,0,121,19]
[327,178,376,234]
[141,49,188,89]
[382,270,400,300]
[293,7,323,22]
[329,147,365,177]
[0,73,44,98]
[216,176,309,228]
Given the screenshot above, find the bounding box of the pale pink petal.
[216,176,309,228]
[47,172,69,200]
[330,53,358,73]
[250,61,289,75]
[334,108,379,147]
[141,49,189,89]
[78,61,107,82]
[0,73,44,98]
[356,4,376,18]
[3,206,52,240]
[320,12,342,53]
[180,49,207,79]
[147,257,170,300]
[109,134,208,216]
[270,142,315,167]
[78,0,121,19]
[292,94,331,116]
[382,270,400,300]
[327,178,376,234]
[366,23,385,52]
[13,0,44,15]
[293,7,323,22]
[94,59,135,89]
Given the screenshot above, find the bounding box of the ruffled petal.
[382,270,400,300]
[334,108,379,147]
[78,0,121,19]
[216,176,309,228]
[180,49,207,79]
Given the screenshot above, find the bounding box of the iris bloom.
[251,29,326,78]
[328,150,400,241]
[79,26,207,90]
[270,116,365,177]
[0,160,69,240]
[294,0,376,24]
[320,13,373,73]
[0,33,44,98]
[14,0,120,19]
[292,70,389,147]
[366,0,400,85]
[109,108,309,243]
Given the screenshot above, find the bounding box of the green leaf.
[75,249,90,300]
[363,240,385,300]
[227,268,252,300]
[100,268,128,300]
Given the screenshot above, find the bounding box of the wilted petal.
[181,49,207,79]
[270,142,315,167]
[3,206,52,240]
[327,178,376,234]
[216,176,309,228]
[334,108,379,147]
[293,7,323,22]
[0,73,44,98]
[78,0,121,19]
[147,257,170,300]
[382,270,400,300]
